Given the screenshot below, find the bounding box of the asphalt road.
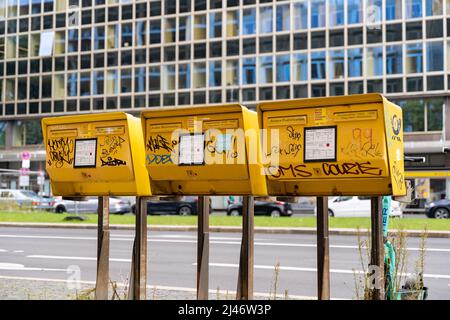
[0,227,448,300]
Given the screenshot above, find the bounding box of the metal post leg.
[236,196,254,300]
[316,196,330,300]
[369,196,385,300]
[129,196,148,300]
[197,196,210,300]
[95,196,110,300]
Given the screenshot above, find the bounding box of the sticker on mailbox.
[179,134,205,165]
[74,138,97,168]
[304,126,336,163]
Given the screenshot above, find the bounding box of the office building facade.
[0,0,450,204]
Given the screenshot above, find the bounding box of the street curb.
[0,222,447,238]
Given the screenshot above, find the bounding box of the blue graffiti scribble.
[146,154,173,165]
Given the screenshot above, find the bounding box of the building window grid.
[0,1,449,115]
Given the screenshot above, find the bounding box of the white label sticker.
[304,127,336,162]
[216,134,233,152]
[74,139,97,168]
[179,134,204,165]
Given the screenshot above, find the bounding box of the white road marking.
[198,263,450,280]
[0,234,449,252]
[27,255,131,263]
[0,262,67,272]
[0,275,347,300]
[0,249,7,252]
[13,250,24,253]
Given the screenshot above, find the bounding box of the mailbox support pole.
[197,196,210,300]
[236,196,254,300]
[316,196,330,300]
[95,196,110,300]
[129,196,148,300]
[370,196,385,300]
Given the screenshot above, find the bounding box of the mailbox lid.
[261,103,389,181]
[42,112,152,196]
[142,105,250,181]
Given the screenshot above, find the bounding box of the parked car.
[53,196,131,214]
[326,196,403,218]
[0,189,55,211]
[227,200,293,217]
[131,196,201,215]
[424,199,450,219]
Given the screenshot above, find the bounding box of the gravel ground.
[0,278,294,300]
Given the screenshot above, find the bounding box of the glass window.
[407,77,423,92]
[329,29,344,47]
[242,57,256,85]
[426,42,443,71]
[406,43,423,73]
[136,21,146,46]
[294,33,307,50]
[426,20,443,38]
[259,36,272,53]
[179,16,192,41]
[406,21,422,40]
[400,100,424,132]
[94,26,105,50]
[330,83,345,96]
[348,0,362,24]
[121,23,133,47]
[106,70,119,94]
[329,0,344,26]
[134,67,146,93]
[276,4,290,32]
[148,66,161,91]
[311,51,326,79]
[447,41,450,72]
[178,63,191,89]
[348,27,363,45]
[293,53,308,81]
[193,62,206,88]
[386,45,402,74]
[311,31,325,48]
[81,28,91,51]
[276,54,290,82]
[329,50,344,79]
[259,56,273,84]
[427,75,444,90]
[209,61,222,87]
[386,0,402,20]
[259,6,272,34]
[149,20,161,44]
[226,10,239,36]
[367,79,383,92]
[162,65,175,91]
[310,0,325,28]
[427,99,443,130]
[242,8,255,35]
[293,1,307,30]
[209,12,222,38]
[426,0,442,16]
[80,72,90,96]
[194,14,206,40]
[243,38,256,54]
[366,47,383,76]
[348,48,363,77]
[276,35,289,51]
[68,29,78,52]
[386,78,403,93]
[386,23,402,42]
[406,0,422,18]
[93,70,104,95]
[348,81,364,94]
[67,72,78,97]
[107,25,119,49]
[226,59,238,86]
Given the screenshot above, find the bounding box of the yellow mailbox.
[42,112,151,196]
[258,93,406,196]
[141,104,267,195]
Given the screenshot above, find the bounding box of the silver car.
[0,189,55,211]
[53,196,131,214]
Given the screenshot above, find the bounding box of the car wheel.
[178,206,192,216]
[433,208,449,219]
[270,210,281,217]
[328,209,334,217]
[55,205,66,214]
[229,209,240,216]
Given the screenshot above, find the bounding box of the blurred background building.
[0,0,449,208]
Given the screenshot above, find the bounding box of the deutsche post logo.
[391,115,402,141]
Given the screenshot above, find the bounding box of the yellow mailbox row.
[42,93,406,198]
